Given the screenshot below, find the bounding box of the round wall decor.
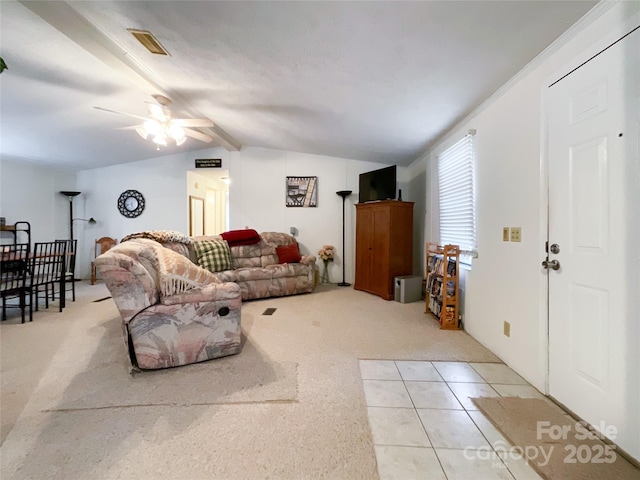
[117,189,145,218]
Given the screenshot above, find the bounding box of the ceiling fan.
[94,94,214,148]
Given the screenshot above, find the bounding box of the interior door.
[547,27,639,455]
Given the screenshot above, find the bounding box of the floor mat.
[472,396,640,480]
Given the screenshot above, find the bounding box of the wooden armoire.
[354,200,414,300]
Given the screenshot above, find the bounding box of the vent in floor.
[262,308,277,316]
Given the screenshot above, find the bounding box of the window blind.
[437,134,477,254]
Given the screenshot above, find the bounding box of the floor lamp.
[60,191,81,241]
[336,190,353,287]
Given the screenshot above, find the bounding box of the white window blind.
[437,134,477,255]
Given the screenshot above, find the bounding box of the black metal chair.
[56,239,77,302]
[1,243,32,323]
[31,241,66,312]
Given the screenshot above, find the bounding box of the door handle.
[542,259,560,270]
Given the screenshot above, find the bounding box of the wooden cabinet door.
[370,206,391,297]
[388,202,414,282]
[355,206,374,291]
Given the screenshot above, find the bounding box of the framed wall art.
[286,176,317,207]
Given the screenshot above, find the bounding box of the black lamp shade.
[60,191,81,241]
[60,191,81,198]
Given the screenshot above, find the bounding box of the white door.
[547,26,639,457]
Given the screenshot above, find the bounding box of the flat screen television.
[358,165,397,203]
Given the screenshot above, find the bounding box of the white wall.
[2,146,425,282]
[405,160,427,276]
[0,158,76,244]
[75,146,423,283]
[76,149,215,276]
[423,1,640,459]
[226,147,421,285]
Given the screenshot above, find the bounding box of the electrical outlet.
[504,321,511,337]
[510,227,522,242]
[503,227,510,242]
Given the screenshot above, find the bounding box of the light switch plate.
[504,321,511,337]
[503,227,510,242]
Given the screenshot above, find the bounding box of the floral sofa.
[166,231,317,301]
[95,237,242,370]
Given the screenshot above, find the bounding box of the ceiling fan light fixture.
[95,96,214,148]
[152,135,167,146]
[144,119,162,136]
[168,123,185,141]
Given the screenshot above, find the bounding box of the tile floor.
[360,360,547,480]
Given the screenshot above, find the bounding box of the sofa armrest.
[300,254,316,266]
[96,251,159,324]
[160,282,241,305]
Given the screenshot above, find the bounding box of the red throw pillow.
[221,229,261,246]
[276,242,301,264]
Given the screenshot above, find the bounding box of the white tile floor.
[360,360,546,480]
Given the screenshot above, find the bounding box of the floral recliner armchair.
[95,237,242,370]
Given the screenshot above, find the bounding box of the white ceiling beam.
[19,0,242,151]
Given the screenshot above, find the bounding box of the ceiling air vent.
[128,29,170,56]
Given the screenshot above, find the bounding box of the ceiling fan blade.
[172,118,214,128]
[93,106,148,121]
[146,102,168,120]
[183,128,214,143]
[114,125,148,139]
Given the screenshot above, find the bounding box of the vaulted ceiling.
[0,1,597,170]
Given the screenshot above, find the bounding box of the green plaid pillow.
[193,239,233,272]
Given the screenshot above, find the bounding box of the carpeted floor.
[1,282,500,479]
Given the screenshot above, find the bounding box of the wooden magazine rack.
[425,243,460,330]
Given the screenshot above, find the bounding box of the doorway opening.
[186,169,229,236]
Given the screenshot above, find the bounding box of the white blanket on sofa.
[131,239,220,297]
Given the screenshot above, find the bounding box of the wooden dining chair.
[31,241,66,312]
[1,243,32,323]
[91,237,117,285]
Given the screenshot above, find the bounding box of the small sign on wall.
[195,158,222,168]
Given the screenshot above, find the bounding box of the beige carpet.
[473,397,640,480]
[30,321,299,411]
[2,282,499,480]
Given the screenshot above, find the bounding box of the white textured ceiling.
[0,0,597,170]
